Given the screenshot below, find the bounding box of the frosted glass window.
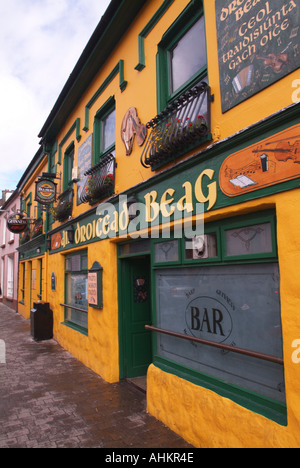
[154,240,179,263]
[155,263,285,403]
[225,223,273,256]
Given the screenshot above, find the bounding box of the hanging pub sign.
[215,0,300,112]
[35,178,57,205]
[7,213,28,234]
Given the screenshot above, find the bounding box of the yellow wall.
[18,256,45,320]
[47,240,119,383]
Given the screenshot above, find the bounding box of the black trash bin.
[30,302,53,341]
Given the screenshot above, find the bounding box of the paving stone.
[0,303,194,449]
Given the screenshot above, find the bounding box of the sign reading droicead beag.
[7,213,28,234]
[216,0,300,112]
[35,178,57,205]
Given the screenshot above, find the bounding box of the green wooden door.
[123,257,152,378]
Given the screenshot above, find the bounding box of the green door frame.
[118,253,152,380]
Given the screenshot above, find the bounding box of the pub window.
[153,211,287,425]
[157,0,207,111]
[93,97,116,165]
[63,143,74,191]
[154,239,180,264]
[64,250,88,334]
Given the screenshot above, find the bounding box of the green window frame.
[63,143,75,191]
[63,250,88,335]
[151,210,287,425]
[156,0,208,112]
[93,97,116,166]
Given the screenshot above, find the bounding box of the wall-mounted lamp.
[46,237,51,251]
[67,225,75,243]
[36,247,41,254]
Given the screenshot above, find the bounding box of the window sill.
[61,321,88,337]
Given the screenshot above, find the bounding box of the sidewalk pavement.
[0,303,193,449]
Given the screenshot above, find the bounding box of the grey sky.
[0,0,111,190]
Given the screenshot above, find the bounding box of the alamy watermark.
[292,339,300,364]
[292,79,300,104]
[0,339,6,364]
[95,195,206,246]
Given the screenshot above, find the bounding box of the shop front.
[46,102,300,446]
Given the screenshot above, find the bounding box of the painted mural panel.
[219,124,300,196]
[215,0,300,112]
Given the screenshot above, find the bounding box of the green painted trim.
[63,250,88,335]
[117,255,126,379]
[135,0,175,71]
[58,118,81,164]
[83,60,127,132]
[47,105,299,252]
[17,235,46,260]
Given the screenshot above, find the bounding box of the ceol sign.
[35,178,57,205]
[7,213,28,234]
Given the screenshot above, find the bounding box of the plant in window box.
[50,200,72,222]
[84,172,114,204]
[152,114,208,157]
[20,229,31,245]
[31,219,43,238]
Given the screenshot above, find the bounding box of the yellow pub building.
[17,0,300,448]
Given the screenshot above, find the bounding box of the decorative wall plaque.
[121,107,147,156]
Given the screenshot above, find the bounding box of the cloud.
[0,0,111,190]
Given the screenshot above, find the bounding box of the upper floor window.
[93,97,116,164]
[157,0,207,111]
[101,108,116,154]
[63,143,74,191]
[141,1,210,171]
[79,97,116,205]
[169,15,207,96]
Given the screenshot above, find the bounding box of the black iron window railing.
[79,153,115,205]
[31,217,43,239]
[51,187,73,222]
[141,82,212,170]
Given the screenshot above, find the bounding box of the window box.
[31,218,43,239]
[141,82,211,169]
[20,228,31,245]
[79,153,115,205]
[51,188,73,222]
